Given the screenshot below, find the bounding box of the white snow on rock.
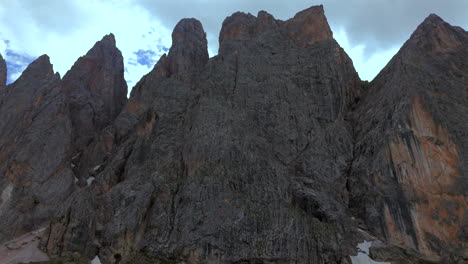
[87,176,95,185]
[350,240,390,264]
[91,255,102,264]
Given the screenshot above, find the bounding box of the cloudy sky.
[1,0,467,90]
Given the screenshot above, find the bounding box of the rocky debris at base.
[0,228,49,264]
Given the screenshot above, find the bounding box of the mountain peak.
[282,5,333,47]
[157,18,208,76]
[408,13,465,53]
[63,34,127,141]
[423,13,445,25]
[83,34,119,60]
[219,5,333,49]
[99,33,116,47]
[18,55,54,81]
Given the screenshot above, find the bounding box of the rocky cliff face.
[63,33,127,149]
[0,5,466,264]
[0,36,127,244]
[0,55,74,242]
[349,14,468,263]
[44,6,364,264]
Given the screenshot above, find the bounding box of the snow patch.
[87,177,95,186]
[350,240,390,264]
[93,165,101,172]
[91,255,102,264]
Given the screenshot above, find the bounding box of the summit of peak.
[408,13,466,54]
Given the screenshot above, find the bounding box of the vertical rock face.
[165,18,209,76]
[349,14,468,262]
[0,53,6,87]
[118,18,209,136]
[44,8,364,264]
[0,34,128,245]
[0,5,466,264]
[0,56,74,242]
[63,34,127,147]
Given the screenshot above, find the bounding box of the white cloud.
[334,29,400,81]
[0,0,171,89]
[0,0,467,86]
[132,0,468,81]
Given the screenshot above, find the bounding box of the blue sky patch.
[131,49,158,68]
[2,40,36,84]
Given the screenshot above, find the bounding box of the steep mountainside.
[0,5,466,264]
[349,14,468,263]
[0,36,127,243]
[44,7,364,263]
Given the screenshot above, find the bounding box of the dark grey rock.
[0,34,128,245]
[44,8,363,264]
[0,55,74,242]
[63,33,127,149]
[0,5,465,264]
[348,13,468,262]
[0,53,6,87]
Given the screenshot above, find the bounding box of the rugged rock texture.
[0,56,74,242]
[219,5,333,51]
[63,34,127,149]
[0,53,6,87]
[0,5,466,264]
[349,14,468,263]
[44,7,365,264]
[0,34,127,245]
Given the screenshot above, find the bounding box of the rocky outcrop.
[219,5,333,52]
[349,14,468,263]
[0,53,6,86]
[164,18,209,76]
[63,34,127,148]
[0,5,466,264]
[44,8,364,264]
[281,5,333,47]
[0,55,74,242]
[0,34,128,245]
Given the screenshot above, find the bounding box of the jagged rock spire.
[152,18,208,78]
[64,33,127,121]
[219,5,333,49]
[406,13,466,54]
[282,5,333,47]
[17,55,54,82]
[63,33,127,146]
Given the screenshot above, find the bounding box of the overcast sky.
[0,0,467,89]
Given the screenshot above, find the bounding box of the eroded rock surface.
[0,5,466,264]
[349,14,468,263]
[63,33,127,149]
[0,34,127,245]
[219,5,333,52]
[44,8,364,264]
[0,56,74,242]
